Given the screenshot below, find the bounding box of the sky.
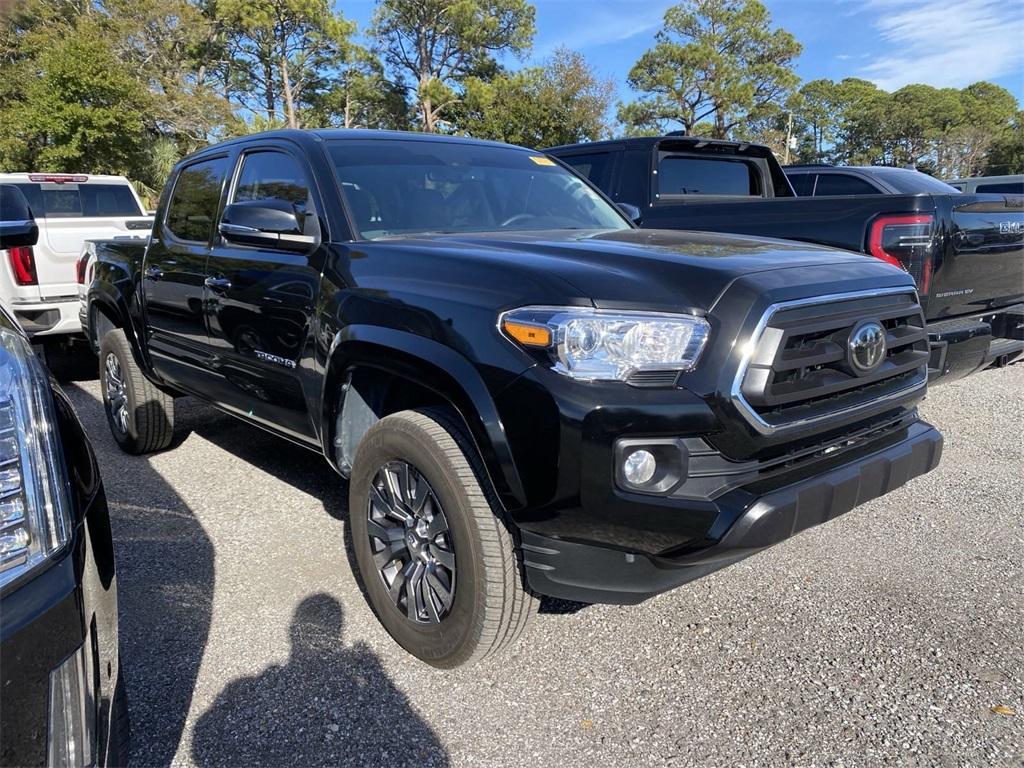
[337,0,1024,111]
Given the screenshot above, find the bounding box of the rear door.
[13,178,151,299]
[143,155,232,389]
[204,145,323,442]
[928,194,1024,318]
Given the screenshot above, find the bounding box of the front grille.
[735,289,929,432]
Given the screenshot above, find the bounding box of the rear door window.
[165,157,231,243]
[657,156,759,196]
[12,183,143,218]
[812,173,882,196]
[559,152,615,193]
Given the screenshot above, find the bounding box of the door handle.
[144,265,163,281]
[204,276,232,292]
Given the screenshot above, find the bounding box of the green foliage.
[0,16,151,174]
[618,0,801,138]
[371,0,536,131]
[785,78,1020,177]
[0,0,1019,188]
[457,48,613,148]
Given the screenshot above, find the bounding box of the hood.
[371,228,907,313]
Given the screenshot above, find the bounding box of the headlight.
[500,306,710,381]
[0,323,72,588]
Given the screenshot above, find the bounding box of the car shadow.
[191,593,449,767]
[184,409,588,616]
[63,384,215,768]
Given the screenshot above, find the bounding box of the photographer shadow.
[190,593,448,767]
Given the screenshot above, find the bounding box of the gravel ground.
[64,364,1023,768]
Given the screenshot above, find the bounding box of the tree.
[986,111,1024,175]
[103,0,235,154]
[370,0,535,132]
[791,79,839,162]
[458,48,612,147]
[303,47,411,130]
[218,0,356,128]
[0,17,151,174]
[617,0,801,138]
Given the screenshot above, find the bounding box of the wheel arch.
[322,326,528,512]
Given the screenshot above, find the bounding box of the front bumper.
[8,298,82,337]
[927,303,1024,382]
[521,420,942,604]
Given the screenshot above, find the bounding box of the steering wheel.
[500,213,538,228]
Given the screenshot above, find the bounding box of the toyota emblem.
[848,321,887,375]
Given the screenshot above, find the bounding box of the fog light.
[623,449,657,485]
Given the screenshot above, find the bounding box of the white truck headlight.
[501,307,710,381]
[0,323,72,588]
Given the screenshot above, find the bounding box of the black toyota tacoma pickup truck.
[83,129,942,668]
[547,136,1024,382]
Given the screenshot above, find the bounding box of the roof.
[197,128,530,154]
[545,135,769,153]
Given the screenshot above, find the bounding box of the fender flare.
[322,325,528,511]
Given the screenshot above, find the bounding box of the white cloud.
[855,0,1024,90]
[531,1,674,60]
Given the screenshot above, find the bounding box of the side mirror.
[218,199,318,252]
[616,202,643,225]
[0,184,39,249]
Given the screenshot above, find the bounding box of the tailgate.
[36,218,151,297]
[929,195,1024,319]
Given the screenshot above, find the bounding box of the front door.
[204,147,322,442]
[143,155,231,391]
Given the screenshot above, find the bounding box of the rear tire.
[99,328,174,454]
[349,408,537,668]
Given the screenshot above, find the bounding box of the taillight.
[7,247,37,286]
[867,213,934,294]
[75,254,88,285]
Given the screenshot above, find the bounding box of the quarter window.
[165,157,230,242]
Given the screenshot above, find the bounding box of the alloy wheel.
[104,353,129,435]
[367,460,456,624]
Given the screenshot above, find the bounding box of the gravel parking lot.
[64,364,1022,767]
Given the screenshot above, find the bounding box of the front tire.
[99,328,174,455]
[349,409,537,668]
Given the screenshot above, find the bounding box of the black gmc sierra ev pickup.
[546,135,1024,382]
[84,129,943,668]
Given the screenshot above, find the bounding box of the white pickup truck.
[0,173,152,366]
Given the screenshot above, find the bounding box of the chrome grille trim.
[731,287,928,435]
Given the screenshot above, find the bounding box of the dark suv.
[83,130,942,668]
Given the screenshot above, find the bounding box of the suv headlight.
[0,323,72,588]
[501,306,710,381]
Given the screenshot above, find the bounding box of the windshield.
[328,139,630,240]
[873,169,962,195]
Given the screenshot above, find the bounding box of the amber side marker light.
[502,319,551,347]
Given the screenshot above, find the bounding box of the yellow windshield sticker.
[529,156,556,166]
